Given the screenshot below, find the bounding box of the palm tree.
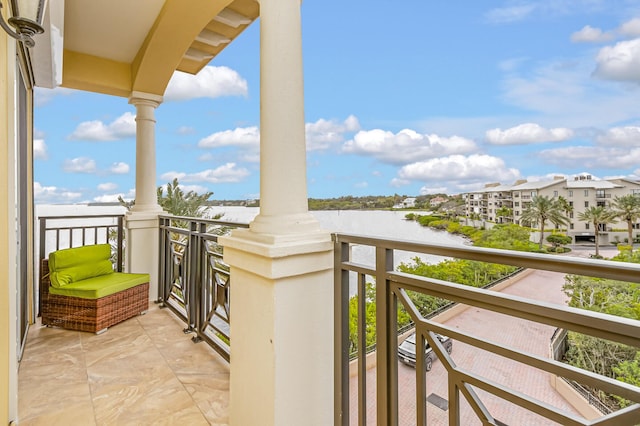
[577,206,616,258]
[495,206,512,224]
[520,195,569,249]
[610,195,640,245]
[557,196,573,226]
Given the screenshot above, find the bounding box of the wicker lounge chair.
[40,244,149,333]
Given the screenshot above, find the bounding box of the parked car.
[398,332,452,371]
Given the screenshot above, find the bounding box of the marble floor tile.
[17,305,230,425]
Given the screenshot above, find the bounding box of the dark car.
[398,332,452,371]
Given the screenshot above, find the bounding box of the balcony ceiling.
[54,0,258,97]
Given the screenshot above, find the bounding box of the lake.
[36,205,468,269]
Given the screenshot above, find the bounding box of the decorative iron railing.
[334,233,640,426]
[158,215,249,362]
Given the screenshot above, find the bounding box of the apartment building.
[464,175,640,244]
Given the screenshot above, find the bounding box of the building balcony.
[21,213,640,425]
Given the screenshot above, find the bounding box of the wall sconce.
[0,0,46,48]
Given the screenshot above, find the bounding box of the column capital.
[128,91,163,107]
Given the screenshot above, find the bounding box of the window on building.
[584,190,589,197]
[570,223,574,229]
[515,202,519,207]
[569,201,573,207]
[585,223,590,230]
[585,201,589,208]
[570,212,574,219]
[569,190,573,197]
[515,211,520,216]
[554,191,558,197]
[531,191,536,197]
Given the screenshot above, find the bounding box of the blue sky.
[34,0,640,203]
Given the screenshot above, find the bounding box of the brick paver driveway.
[349,264,595,425]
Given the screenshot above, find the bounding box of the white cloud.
[199,126,259,149]
[177,126,196,135]
[342,129,477,165]
[161,163,250,184]
[306,115,361,151]
[68,112,136,141]
[486,123,574,145]
[109,162,130,174]
[33,182,83,203]
[397,154,521,183]
[571,25,614,43]
[34,87,75,107]
[619,18,640,37]
[593,38,640,83]
[34,139,47,159]
[500,58,640,127]
[596,126,640,146]
[178,184,210,194]
[97,182,118,191]
[164,66,248,102]
[485,4,537,23]
[540,146,640,168]
[92,193,125,203]
[63,157,97,173]
[198,116,361,154]
[419,186,449,196]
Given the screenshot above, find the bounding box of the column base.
[125,211,161,301]
[221,229,334,426]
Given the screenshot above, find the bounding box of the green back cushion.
[49,244,114,288]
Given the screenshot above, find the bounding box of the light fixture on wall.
[0,0,46,48]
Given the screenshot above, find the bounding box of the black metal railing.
[334,233,640,426]
[158,215,249,362]
[38,215,125,313]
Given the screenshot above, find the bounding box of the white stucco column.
[248,0,319,236]
[220,0,334,425]
[125,92,164,301]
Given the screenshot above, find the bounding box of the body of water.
[36,205,467,269]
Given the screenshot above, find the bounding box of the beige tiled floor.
[17,304,229,425]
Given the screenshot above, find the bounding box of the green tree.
[546,233,572,251]
[578,206,616,258]
[520,195,569,249]
[495,206,512,223]
[557,195,573,220]
[119,178,218,219]
[612,352,640,407]
[610,195,640,244]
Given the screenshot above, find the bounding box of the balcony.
[21,214,640,425]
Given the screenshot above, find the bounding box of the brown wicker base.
[41,260,149,333]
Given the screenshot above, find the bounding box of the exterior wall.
[465,178,640,245]
[1,31,19,424]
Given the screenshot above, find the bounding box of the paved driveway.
[349,267,586,425]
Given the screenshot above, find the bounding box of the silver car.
[398,332,452,371]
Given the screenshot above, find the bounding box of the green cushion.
[49,244,111,271]
[49,272,149,299]
[50,259,114,288]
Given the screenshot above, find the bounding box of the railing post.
[334,238,350,426]
[38,217,46,316]
[184,220,199,333]
[376,246,398,425]
[192,220,207,343]
[116,216,124,272]
[157,217,169,305]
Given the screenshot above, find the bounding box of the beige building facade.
[464,175,640,244]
